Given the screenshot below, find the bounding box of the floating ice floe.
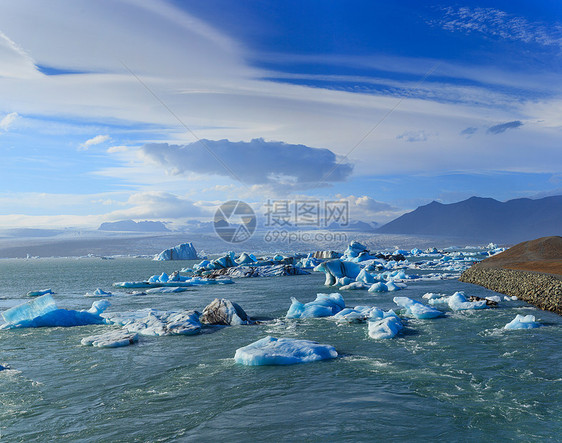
[339,282,370,290]
[234,336,338,365]
[26,288,54,297]
[393,296,444,319]
[84,288,113,297]
[113,275,233,289]
[368,316,404,339]
[1,295,110,329]
[145,287,191,294]
[286,293,345,319]
[154,242,198,260]
[206,264,309,278]
[200,298,252,325]
[81,330,139,348]
[106,309,202,336]
[332,306,398,324]
[504,314,542,330]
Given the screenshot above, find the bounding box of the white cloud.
[79,134,111,151]
[0,112,20,131]
[140,138,353,187]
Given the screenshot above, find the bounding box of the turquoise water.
[0,257,561,441]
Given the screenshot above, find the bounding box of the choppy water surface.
[0,257,560,441]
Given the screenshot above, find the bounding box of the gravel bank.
[460,266,562,315]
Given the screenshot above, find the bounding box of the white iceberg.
[504,314,541,330]
[393,296,444,319]
[286,293,345,319]
[234,336,338,365]
[106,309,201,336]
[154,242,198,261]
[81,330,139,348]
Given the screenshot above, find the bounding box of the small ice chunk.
[85,288,113,297]
[422,292,446,300]
[368,282,388,293]
[448,292,488,311]
[339,282,369,290]
[393,296,444,319]
[368,316,404,339]
[145,287,190,294]
[286,293,345,319]
[81,330,139,348]
[234,336,338,365]
[504,314,541,330]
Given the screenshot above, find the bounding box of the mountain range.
[377,195,562,243]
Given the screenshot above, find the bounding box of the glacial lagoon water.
[0,257,561,441]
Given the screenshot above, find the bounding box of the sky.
[0,0,561,230]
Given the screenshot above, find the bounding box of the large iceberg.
[1,295,110,329]
[504,314,542,330]
[154,242,198,261]
[393,296,444,319]
[286,293,345,319]
[317,259,361,286]
[234,336,338,365]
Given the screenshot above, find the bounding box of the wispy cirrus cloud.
[0,112,20,131]
[79,134,111,151]
[435,7,562,48]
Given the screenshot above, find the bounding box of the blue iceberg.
[1,295,110,329]
[154,242,198,260]
[286,293,345,319]
[234,336,338,365]
[26,288,54,297]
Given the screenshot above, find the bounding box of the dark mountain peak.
[377,195,562,243]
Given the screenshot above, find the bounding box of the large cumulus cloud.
[140,138,353,187]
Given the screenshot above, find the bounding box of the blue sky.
[0,0,561,229]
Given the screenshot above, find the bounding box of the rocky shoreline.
[459,266,562,315]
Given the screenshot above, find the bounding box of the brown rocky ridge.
[459,236,562,315]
